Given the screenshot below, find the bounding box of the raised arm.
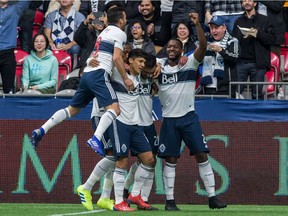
[189,13,207,62]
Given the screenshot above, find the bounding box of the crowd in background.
[0,0,287,99]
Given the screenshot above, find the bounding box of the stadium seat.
[52,50,73,89]
[280,47,288,80]
[14,49,29,91]
[265,52,280,97]
[33,9,45,26]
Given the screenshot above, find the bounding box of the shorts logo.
[121,144,127,153]
[159,144,166,153]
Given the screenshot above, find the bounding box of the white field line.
[49,209,106,216]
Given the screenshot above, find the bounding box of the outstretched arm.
[189,12,207,63]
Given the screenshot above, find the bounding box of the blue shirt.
[0,0,31,50]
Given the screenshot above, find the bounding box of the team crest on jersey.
[121,144,127,153]
[159,144,166,153]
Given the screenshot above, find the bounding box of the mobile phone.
[92,12,105,26]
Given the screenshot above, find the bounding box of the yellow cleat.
[97,197,115,211]
[76,185,93,211]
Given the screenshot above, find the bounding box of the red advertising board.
[1,120,288,205]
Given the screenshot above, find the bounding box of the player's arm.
[189,12,207,63]
[113,47,134,91]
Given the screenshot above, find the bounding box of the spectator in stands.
[201,16,239,97]
[44,0,85,55]
[0,0,31,94]
[124,0,141,21]
[257,1,286,57]
[157,20,197,58]
[127,20,156,55]
[21,33,58,94]
[171,0,198,32]
[45,0,81,17]
[232,0,274,100]
[18,1,44,53]
[136,0,172,47]
[73,12,104,69]
[204,0,243,33]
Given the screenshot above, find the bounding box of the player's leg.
[123,161,139,200]
[141,124,158,204]
[31,72,94,147]
[158,117,182,211]
[183,111,227,209]
[31,105,81,147]
[127,127,156,210]
[110,120,134,211]
[87,70,119,156]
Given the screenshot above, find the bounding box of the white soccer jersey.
[138,76,153,126]
[84,25,127,75]
[110,69,140,125]
[157,54,200,118]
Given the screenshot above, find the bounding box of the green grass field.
[1,204,288,216]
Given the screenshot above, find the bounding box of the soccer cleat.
[137,201,159,211]
[165,199,180,211]
[86,135,105,157]
[76,185,93,211]
[113,201,135,211]
[127,194,152,210]
[208,196,227,209]
[97,197,114,211]
[30,127,45,148]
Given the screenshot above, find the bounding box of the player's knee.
[195,152,208,163]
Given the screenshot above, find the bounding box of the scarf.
[133,39,144,49]
[201,31,232,89]
[52,8,76,44]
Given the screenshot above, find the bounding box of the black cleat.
[137,202,159,211]
[165,200,180,211]
[208,196,227,209]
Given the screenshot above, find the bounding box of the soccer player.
[157,13,227,211]
[108,49,156,211]
[30,7,134,157]
[123,54,159,210]
[76,43,132,211]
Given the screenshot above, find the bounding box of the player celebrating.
[157,13,227,211]
[30,7,134,157]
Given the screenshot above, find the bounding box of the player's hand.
[124,77,134,91]
[88,56,100,67]
[153,63,161,78]
[150,82,159,97]
[189,12,200,25]
[178,56,188,66]
[147,23,155,36]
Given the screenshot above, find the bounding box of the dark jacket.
[136,11,172,47]
[73,22,98,69]
[172,1,197,24]
[202,32,239,96]
[259,1,286,45]
[232,12,274,69]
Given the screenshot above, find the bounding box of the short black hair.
[32,33,49,52]
[168,38,183,49]
[128,48,148,60]
[104,1,124,12]
[107,6,125,24]
[145,54,156,69]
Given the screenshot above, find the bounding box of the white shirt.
[84,25,127,75]
[157,54,200,118]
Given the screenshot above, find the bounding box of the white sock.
[198,160,215,197]
[124,161,139,191]
[94,109,117,140]
[131,164,154,197]
[101,168,114,199]
[163,162,176,200]
[141,170,154,202]
[42,108,71,133]
[83,157,115,191]
[113,167,126,204]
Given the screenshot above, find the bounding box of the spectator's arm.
[43,28,57,50]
